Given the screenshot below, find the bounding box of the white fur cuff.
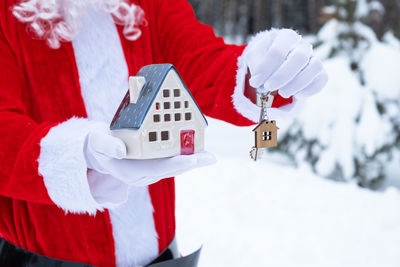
[38,117,129,214]
[232,30,299,122]
[232,50,260,123]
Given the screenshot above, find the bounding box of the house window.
[164,102,170,109]
[175,113,181,121]
[163,89,170,98]
[184,101,189,108]
[262,131,272,141]
[185,112,192,121]
[174,101,181,109]
[149,132,157,142]
[164,114,171,122]
[174,89,180,97]
[161,131,169,141]
[155,102,160,110]
[153,114,160,122]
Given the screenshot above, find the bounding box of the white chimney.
[129,76,146,104]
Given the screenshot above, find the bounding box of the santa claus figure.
[0,0,327,266]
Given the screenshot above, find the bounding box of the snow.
[315,19,378,61]
[315,19,341,59]
[361,42,400,100]
[278,17,400,185]
[175,118,400,267]
[369,1,385,14]
[291,55,367,178]
[383,31,400,50]
[355,0,370,18]
[173,9,400,264]
[356,91,390,157]
[355,0,384,18]
[383,152,400,191]
[322,5,336,15]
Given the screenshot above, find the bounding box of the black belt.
[0,237,201,267]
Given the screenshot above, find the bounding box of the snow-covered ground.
[175,118,400,267]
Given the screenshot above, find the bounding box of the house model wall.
[110,64,207,159]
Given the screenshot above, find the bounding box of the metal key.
[250,91,275,161]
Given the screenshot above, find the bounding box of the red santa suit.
[0,0,292,266]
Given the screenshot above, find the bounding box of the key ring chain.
[259,91,271,122]
[250,90,278,161]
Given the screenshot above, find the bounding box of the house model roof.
[110,64,208,130]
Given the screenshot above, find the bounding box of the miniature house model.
[253,120,279,148]
[110,64,208,159]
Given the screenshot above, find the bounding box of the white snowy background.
[175,1,400,265]
[175,118,400,267]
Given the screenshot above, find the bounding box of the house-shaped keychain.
[110,64,208,159]
[253,120,279,148]
[250,119,279,160]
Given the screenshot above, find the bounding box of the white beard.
[13,0,145,49]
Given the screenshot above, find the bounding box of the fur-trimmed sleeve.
[146,0,292,126]
[0,18,129,213]
[147,0,252,125]
[0,24,57,205]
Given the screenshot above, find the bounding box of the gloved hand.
[84,130,215,186]
[243,28,328,99]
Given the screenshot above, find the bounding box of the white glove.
[243,28,328,99]
[84,130,215,186]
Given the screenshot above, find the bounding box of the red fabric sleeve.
[147,0,254,126]
[0,25,56,205]
[147,0,292,126]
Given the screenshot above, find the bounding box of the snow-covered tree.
[275,0,400,188]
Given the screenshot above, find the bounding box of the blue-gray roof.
[110,64,207,130]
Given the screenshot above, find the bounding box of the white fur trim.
[110,186,159,267]
[72,9,159,266]
[38,118,129,215]
[233,49,260,123]
[72,8,129,124]
[232,30,299,122]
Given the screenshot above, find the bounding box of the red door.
[180,130,195,155]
